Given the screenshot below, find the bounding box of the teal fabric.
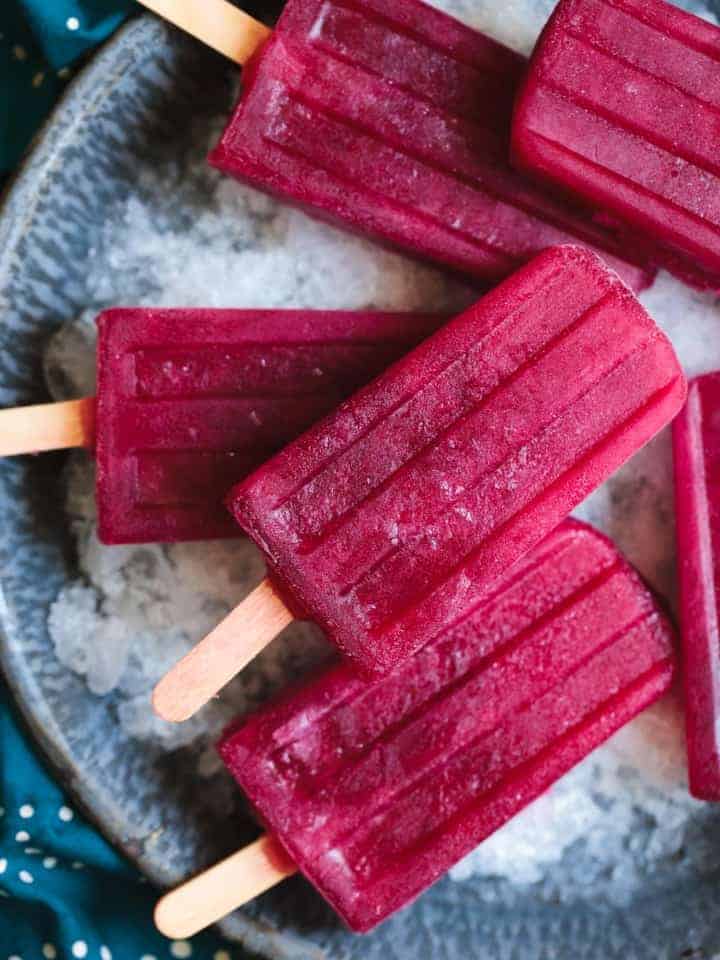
[1,2,133,174]
[2,9,250,956]
[1,683,245,959]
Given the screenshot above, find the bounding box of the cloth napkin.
[0,683,244,959]
[1,1,133,175]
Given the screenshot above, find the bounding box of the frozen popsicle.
[152,246,685,722]
[153,519,677,938]
[512,0,720,290]
[673,372,720,800]
[0,308,444,544]
[137,0,654,291]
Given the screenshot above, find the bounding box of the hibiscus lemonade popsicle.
[154,520,677,938]
[152,246,685,722]
[0,308,443,543]
[512,0,720,289]
[673,372,720,800]
[138,0,653,290]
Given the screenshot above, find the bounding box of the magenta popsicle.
[94,308,444,544]
[218,520,676,933]
[673,372,720,800]
[512,0,720,289]
[208,0,653,290]
[227,246,685,677]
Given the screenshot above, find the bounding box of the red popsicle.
[512,0,720,290]
[0,309,444,544]
[151,246,686,724]
[227,246,684,673]
[206,0,653,290]
[154,520,677,938]
[673,372,720,799]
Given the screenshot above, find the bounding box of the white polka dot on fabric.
[140,955,157,960]
[0,858,7,874]
[19,804,34,819]
[170,943,192,959]
[43,857,57,869]
[71,861,85,870]
[71,942,88,959]
[0,806,5,817]
[15,831,30,843]
[19,869,34,884]
[24,848,41,855]
[42,945,58,959]
[8,954,23,960]
[58,805,74,822]
[99,947,112,960]
[66,16,80,30]
[214,952,232,960]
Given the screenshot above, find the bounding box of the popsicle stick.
[0,396,96,456]
[136,0,272,66]
[152,578,293,722]
[155,834,297,938]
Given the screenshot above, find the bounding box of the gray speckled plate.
[3,6,720,960]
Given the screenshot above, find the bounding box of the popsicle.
[673,372,720,800]
[153,519,677,938]
[152,246,686,722]
[512,0,720,290]
[0,308,444,544]
[137,0,654,291]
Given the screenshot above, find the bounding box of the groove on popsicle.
[373,373,683,641]
[331,328,657,601]
[284,295,647,559]
[512,126,720,263]
[131,340,422,400]
[566,21,720,114]
[267,262,592,516]
[229,595,673,917]
[270,560,628,793]
[331,656,673,883]
[96,307,444,542]
[308,0,521,126]
[212,0,650,288]
[593,0,720,64]
[230,525,607,763]
[537,72,720,208]
[296,0,646,262]
[521,0,720,245]
[267,85,636,266]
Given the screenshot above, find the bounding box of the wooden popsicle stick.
[155,834,297,938]
[0,396,96,457]
[136,0,272,66]
[152,578,294,722]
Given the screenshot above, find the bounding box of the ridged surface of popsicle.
[228,247,686,674]
[220,520,676,932]
[95,309,443,544]
[210,0,652,290]
[512,0,720,289]
[673,372,720,799]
